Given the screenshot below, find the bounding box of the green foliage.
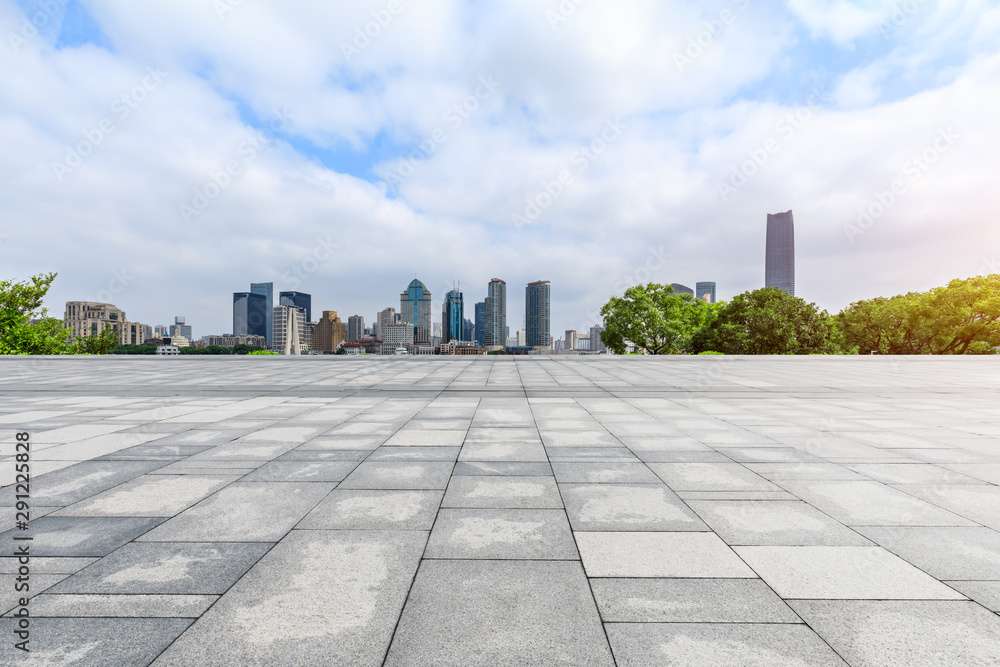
[692,287,838,355]
[334,346,347,355]
[599,283,717,355]
[180,345,234,355]
[109,343,158,355]
[78,326,120,355]
[249,350,278,355]
[836,275,1000,355]
[697,350,724,355]
[231,344,264,355]
[0,273,76,355]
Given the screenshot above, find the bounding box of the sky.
[2,0,999,340]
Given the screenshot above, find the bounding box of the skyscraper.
[765,210,795,296]
[273,305,306,354]
[400,279,432,344]
[375,307,397,341]
[463,318,475,343]
[670,283,694,297]
[169,316,192,340]
[696,282,717,303]
[279,291,312,323]
[589,324,606,353]
[525,280,551,348]
[475,301,486,347]
[484,279,507,351]
[250,282,273,346]
[442,290,464,342]
[233,292,267,339]
[312,311,348,353]
[565,329,579,351]
[347,315,365,342]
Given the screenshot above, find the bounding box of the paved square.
[3,356,1000,665]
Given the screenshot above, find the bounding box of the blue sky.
[2,0,998,339]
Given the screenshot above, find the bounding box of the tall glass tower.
[400,279,432,344]
[696,282,717,303]
[442,290,464,342]
[525,280,551,348]
[475,302,486,347]
[279,291,312,323]
[484,279,507,351]
[233,292,267,339]
[765,211,795,296]
[250,282,274,346]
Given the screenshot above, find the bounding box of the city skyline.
[4,2,997,343]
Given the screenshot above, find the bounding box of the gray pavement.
[1,355,1000,665]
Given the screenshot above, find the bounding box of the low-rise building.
[207,334,266,348]
[64,301,129,345]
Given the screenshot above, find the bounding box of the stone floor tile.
[299,490,442,530]
[854,526,1000,580]
[338,461,454,489]
[425,508,578,559]
[551,461,662,483]
[688,500,871,546]
[442,476,562,509]
[576,532,755,578]
[561,484,707,531]
[649,462,781,492]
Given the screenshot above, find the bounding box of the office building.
[525,280,551,348]
[279,291,312,323]
[565,329,579,351]
[463,318,475,343]
[126,322,146,346]
[207,334,266,348]
[400,279,432,344]
[384,323,415,348]
[484,278,507,351]
[273,305,307,354]
[696,282,717,303]
[233,292,268,340]
[64,301,128,345]
[141,324,153,340]
[442,290,464,342]
[153,324,168,338]
[765,210,795,295]
[590,324,606,353]
[312,311,348,353]
[348,315,365,342]
[250,282,274,346]
[670,283,694,297]
[169,316,192,340]
[475,302,486,347]
[375,307,398,340]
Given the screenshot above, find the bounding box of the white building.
[273,305,308,354]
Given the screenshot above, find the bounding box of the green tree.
[78,326,120,355]
[0,273,76,355]
[599,283,716,355]
[692,287,838,355]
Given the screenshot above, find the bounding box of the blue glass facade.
[250,282,273,346]
[233,292,267,339]
[525,280,551,348]
[279,291,312,323]
[442,290,464,342]
[475,302,485,347]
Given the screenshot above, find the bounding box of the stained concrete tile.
[367,446,460,462]
[338,461,454,489]
[605,623,847,666]
[0,617,192,665]
[676,491,799,501]
[854,526,1000,580]
[591,578,800,623]
[562,484,707,531]
[383,429,467,446]
[576,532,755,578]
[442,476,562,509]
[735,546,967,600]
[0,517,163,557]
[545,446,638,461]
[649,462,781,492]
[777,480,977,526]
[384,560,614,667]
[242,460,359,482]
[944,581,1000,612]
[744,462,864,481]
[541,431,621,447]
[152,530,427,667]
[278,449,371,461]
[789,600,1000,667]
[28,593,218,617]
[0,460,168,506]
[899,484,1000,531]
[0,573,68,615]
[846,463,988,485]
[452,461,553,476]
[688,501,871,546]
[299,490,442,530]
[298,435,385,450]
[48,542,272,594]
[457,442,547,461]
[719,447,825,463]
[551,462,661,483]
[56,474,238,517]
[425,509,578,559]
[138,482,333,542]
[633,450,733,463]
[0,556,97,574]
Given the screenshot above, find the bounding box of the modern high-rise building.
[153,324,168,338]
[273,305,307,354]
[279,291,311,323]
[765,210,795,296]
[525,280,551,349]
[463,318,475,343]
[670,283,694,297]
[347,315,365,342]
[233,292,268,340]
[589,324,606,353]
[696,282,717,303]
[312,311,348,353]
[484,279,507,351]
[169,316,192,340]
[565,329,579,351]
[375,307,398,341]
[442,290,464,342]
[400,279,432,345]
[474,302,486,347]
[250,282,274,346]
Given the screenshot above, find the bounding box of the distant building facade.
[250,282,274,347]
[169,316,192,340]
[484,279,507,351]
[375,307,398,340]
[312,311,348,353]
[64,301,128,345]
[696,282,717,303]
[400,279,432,345]
[765,210,795,296]
[348,315,365,342]
[207,334,266,348]
[233,292,268,340]
[273,305,307,354]
[525,280,551,348]
[442,290,464,342]
[670,283,694,297]
[279,291,312,323]
[475,301,486,347]
[565,329,579,351]
[590,324,606,353]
